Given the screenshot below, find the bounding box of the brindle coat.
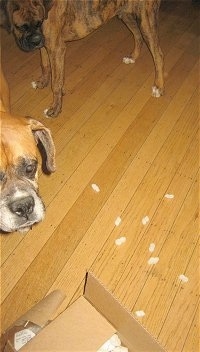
[0,0,164,117]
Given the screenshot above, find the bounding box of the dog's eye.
[16,158,38,179]
[26,164,37,175]
[15,24,29,32]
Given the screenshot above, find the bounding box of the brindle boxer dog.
[0,0,164,118]
[0,66,56,233]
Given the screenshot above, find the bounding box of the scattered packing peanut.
[115,237,126,246]
[164,194,174,199]
[115,216,122,226]
[122,56,135,64]
[179,274,189,283]
[148,257,159,265]
[142,215,150,225]
[149,243,156,252]
[135,310,145,317]
[91,183,100,193]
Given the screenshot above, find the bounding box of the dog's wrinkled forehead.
[0,117,39,195]
[1,115,37,166]
[11,0,46,26]
[0,0,53,32]
[1,115,37,184]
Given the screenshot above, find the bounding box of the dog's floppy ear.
[28,118,56,173]
[0,0,11,31]
[42,0,53,19]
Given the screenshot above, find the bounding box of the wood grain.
[1,1,199,350]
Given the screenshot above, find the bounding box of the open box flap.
[84,272,166,352]
[21,296,115,351]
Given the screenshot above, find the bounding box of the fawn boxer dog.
[0,66,56,233]
[0,0,164,117]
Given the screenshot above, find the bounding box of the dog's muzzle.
[0,187,45,233]
[18,32,45,51]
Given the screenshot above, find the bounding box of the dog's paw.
[152,86,163,98]
[31,80,46,89]
[31,75,49,89]
[44,108,51,118]
[31,81,38,89]
[122,56,135,64]
[43,107,60,118]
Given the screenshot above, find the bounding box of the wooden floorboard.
[1,1,199,350]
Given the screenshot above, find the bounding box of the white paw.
[152,86,161,98]
[43,108,50,118]
[31,81,37,89]
[122,56,135,64]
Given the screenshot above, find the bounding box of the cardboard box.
[1,272,166,352]
[0,290,66,352]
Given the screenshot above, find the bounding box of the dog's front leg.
[32,47,51,89]
[44,42,66,118]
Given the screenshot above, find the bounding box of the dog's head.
[0,112,56,233]
[0,0,53,51]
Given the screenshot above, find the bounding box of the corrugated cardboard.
[2,272,166,352]
[84,272,166,352]
[0,290,66,352]
[21,296,115,351]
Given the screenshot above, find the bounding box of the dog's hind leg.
[138,6,164,97]
[120,14,143,63]
[32,47,51,90]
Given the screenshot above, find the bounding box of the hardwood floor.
[1,1,199,351]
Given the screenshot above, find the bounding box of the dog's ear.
[0,0,11,31]
[28,118,56,173]
[42,0,53,19]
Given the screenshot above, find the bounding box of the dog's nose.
[9,196,35,218]
[29,33,42,45]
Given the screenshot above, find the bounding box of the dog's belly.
[63,16,104,41]
[59,0,136,41]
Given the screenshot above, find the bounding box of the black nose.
[29,33,42,45]
[9,196,35,218]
